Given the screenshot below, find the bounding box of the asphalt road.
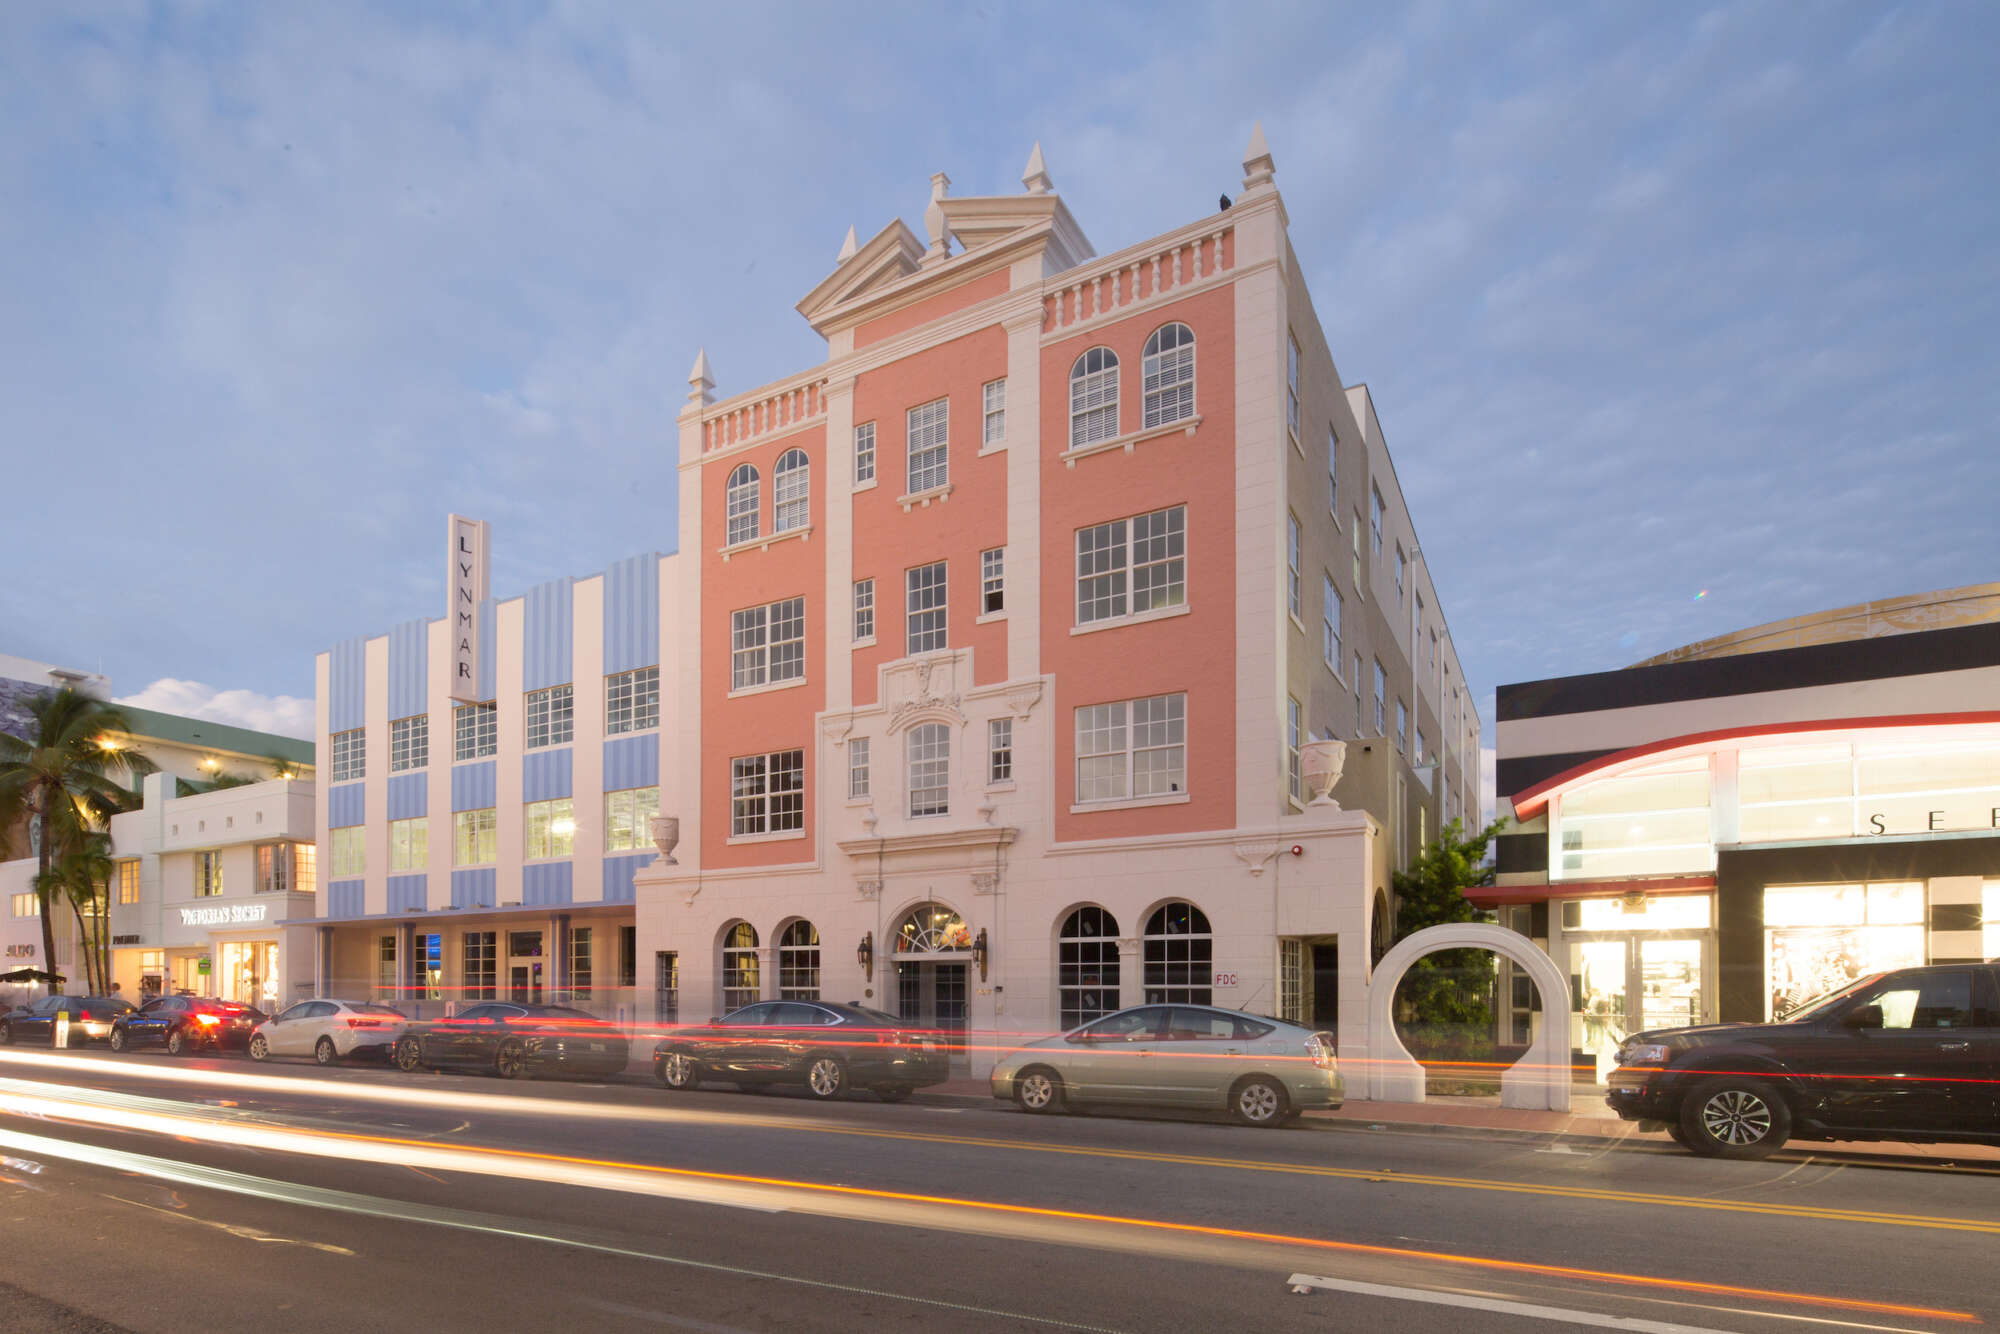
[4,1045,1999,1334]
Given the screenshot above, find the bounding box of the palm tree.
[0,688,156,988]
[260,752,310,782]
[32,833,114,993]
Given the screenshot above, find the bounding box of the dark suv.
[1608,962,2000,1158]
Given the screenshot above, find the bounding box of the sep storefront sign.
[448,513,490,703]
[179,904,269,927]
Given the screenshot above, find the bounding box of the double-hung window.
[1287,513,1302,618]
[1286,333,1301,439]
[906,397,949,494]
[1069,348,1119,447]
[195,850,226,896]
[731,597,805,689]
[982,379,1007,446]
[1370,486,1385,558]
[390,715,427,772]
[1395,544,1407,606]
[454,809,497,866]
[1351,511,1364,596]
[117,859,140,904]
[981,548,1005,615]
[773,448,810,532]
[1373,660,1388,737]
[1287,698,1303,802]
[1323,577,1342,669]
[988,718,1013,784]
[847,737,871,799]
[525,798,575,859]
[1327,428,1339,512]
[1396,701,1409,756]
[907,724,951,818]
[605,667,659,734]
[1142,323,1195,427]
[604,786,659,852]
[731,750,805,836]
[330,728,364,782]
[854,422,876,485]
[725,465,760,545]
[906,562,947,654]
[455,702,497,760]
[1075,693,1186,803]
[525,685,573,749]
[853,578,875,642]
[1075,505,1186,625]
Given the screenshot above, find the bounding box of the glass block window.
[330,728,365,782]
[525,685,574,749]
[390,715,428,772]
[605,667,660,735]
[854,422,876,484]
[525,797,575,860]
[982,378,1007,445]
[1075,505,1185,624]
[731,597,806,690]
[1069,347,1119,448]
[906,397,949,494]
[773,448,810,532]
[1075,693,1186,803]
[454,808,498,866]
[853,578,875,642]
[1142,322,1195,428]
[907,723,950,818]
[981,547,1005,615]
[726,464,760,545]
[604,786,658,852]
[454,702,497,761]
[906,561,948,655]
[731,750,805,836]
[988,718,1013,784]
[848,736,871,799]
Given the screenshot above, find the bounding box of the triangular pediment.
[796,220,925,328]
[937,194,1093,271]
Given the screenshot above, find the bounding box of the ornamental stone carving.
[885,651,966,733]
[1233,839,1283,876]
[856,879,883,901]
[651,815,680,865]
[971,872,999,896]
[1301,739,1346,807]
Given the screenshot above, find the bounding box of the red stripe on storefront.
[1466,874,1717,907]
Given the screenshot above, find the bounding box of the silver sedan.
[989,1003,1341,1127]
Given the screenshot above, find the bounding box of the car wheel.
[393,1037,425,1073]
[108,1026,126,1053]
[1013,1066,1064,1114]
[805,1055,846,1100]
[1680,1076,1791,1159]
[1666,1124,1690,1149]
[494,1040,526,1080]
[657,1050,701,1091]
[875,1085,913,1104]
[249,1034,270,1062]
[1231,1075,1289,1127]
[314,1036,338,1066]
[165,1026,190,1057]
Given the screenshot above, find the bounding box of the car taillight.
[1306,1034,1336,1070]
[195,1014,220,1027]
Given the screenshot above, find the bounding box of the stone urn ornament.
[650,814,680,865]
[1301,738,1347,807]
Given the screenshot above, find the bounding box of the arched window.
[721,921,759,1011]
[1058,906,1120,1030]
[896,902,970,953]
[1143,901,1212,1005]
[725,465,760,545]
[1142,323,1195,428]
[773,449,810,533]
[1068,347,1119,448]
[907,722,950,818]
[778,919,820,999]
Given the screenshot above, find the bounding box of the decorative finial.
[1242,120,1275,192]
[687,348,714,407]
[837,225,858,263]
[923,172,951,264]
[1021,141,1053,194]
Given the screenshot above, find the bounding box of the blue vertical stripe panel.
[450,867,496,909]
[451,760,497,812]
[603,552,661,675]
[386,774,428,820]
[327,880,365,918]
[328,782,365,828]
[386,875,428,913]
[601,735,659,791]
[329,637,367,732]
[388,619,430,719]
[521,748,573,803]
[600,851,657,904]
[522,577,575,692]
[522,861,573,907]
[477,597,497,701]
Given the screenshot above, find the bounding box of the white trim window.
[1287,512,1302,618]
[390,715,427,773]
[525,797,575,860]
[906,397,949,494]
[389,817,427,872]
[1142,322,1195,428]
[1075,504,1186,624]
[981,547,1005,615]
[118,858,141,903]
[454,702,497,761]
[525,685,574,749]
[255,842,297,894]
[854,422,876,485]
[195,850,225,896]
[1370,485,1385,558]
[1396,700,1409,757]
[1068,347,1119,447]
[1327,427,1339,513]
[988,717,1013,784]
[982,378,1007,445]
[906,561,948,655]
[773,448,810,532]
[1286,333,1301,439]
[1373,660,1388,737]
[605,666,660,735]
[329,827,364,878]
[604,786,659,852]
[1415,730,1427,766]
[731,597,805,689]
[731,749,804,836]
[1351,510,1364,597]
[1353,651,1364,726]
[1395,543,1406,606]
[853,578,875,643]
[1075,692,1186,803]
[1323,576,1342,669]
[1287,697,1303,802]
[907,723,950,818]
[848,736,871,799]
[725,464,761,545]
[330,728,364,782]
[454,808,497,866]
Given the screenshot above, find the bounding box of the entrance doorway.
[1562,915,1711,1081]
[218,941,279,1009]
[507,931,544,1004]
[1311,944,1339,1030]
[896,960,968,1057]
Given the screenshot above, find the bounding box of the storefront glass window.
[1738,743,1854,842]
[1764,882,1925,1019]
[1855,743,2000,837]
[1561,894,1712,932]
[1985,882,2000,962]
[1554,756,1712,879]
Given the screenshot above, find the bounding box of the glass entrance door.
[1639,938,1703,1035]
[1570,939,1629,1083]
[896,960,969,1066]
[1567,932,1712,1082]
[508,931,544,1004]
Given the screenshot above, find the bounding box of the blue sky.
[2,2,1994,748]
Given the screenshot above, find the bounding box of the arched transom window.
[896,902,971,953]
[721,921,759,1011]
[1069,347,1120,448]
[1142,322,1195,428]
[773,449,810,533]
[1143,901,1212,1005]
[778,919,820,999]
[1058,906,1120,1030]
[725,465,760,546]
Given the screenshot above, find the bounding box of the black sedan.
[653,1000,951,1102]
[110,995,265,1055]
[0,995,133,1047]
[392,1002,630,1080]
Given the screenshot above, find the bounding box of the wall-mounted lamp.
[972,927,989,982]
[856,931,874,982]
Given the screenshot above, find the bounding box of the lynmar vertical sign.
[448,514,491,703]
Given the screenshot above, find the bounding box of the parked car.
[109,995,265,1055]
[1608,962,2000,1159]
[0,995,134,1047]
[392,1002,629,1080]
[653,1000,951,1101]
[989,1003,1341,1127]
[249,999,408,1065]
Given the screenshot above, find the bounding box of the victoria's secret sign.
[448,514,490,704]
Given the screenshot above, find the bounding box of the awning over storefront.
[1468,874,1716,908]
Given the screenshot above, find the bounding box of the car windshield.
[1780,973,1885,1023]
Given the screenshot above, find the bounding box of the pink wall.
[855,269,1011,349]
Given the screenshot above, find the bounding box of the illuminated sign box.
[178,904,270,927]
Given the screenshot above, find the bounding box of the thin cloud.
[116,679,313,741]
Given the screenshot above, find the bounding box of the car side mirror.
[1844,1004,1884,1030]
